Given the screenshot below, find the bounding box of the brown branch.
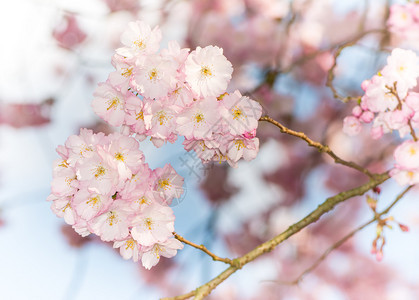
[161,172,390,300]
[173,232,233,265]
[326,29,386,103]
[287,185,413,285]
[259,115,374,177]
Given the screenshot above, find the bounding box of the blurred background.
[1,0,419,299]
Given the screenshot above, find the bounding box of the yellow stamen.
[115,152,124,161]
[94,165,106,178]
[148,68,158,81]
[59,160,69,168]
[136,111,144,121]
[62,202,71,212]
[156,111,169,125]
[235,140,245,150]
[145,218,153,230]
[86,196,100,208]
[200,66,213,77]
[107,97,120,111]
[134,39,146,50]
[232,107,243,120]
[107,211,118,226]
[125,240,135,250]
[158,178,171,190]
[194,113,204,123]
[121,67,133,77]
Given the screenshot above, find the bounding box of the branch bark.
[287,185,413,285]
[161,171,390,300]
[259,115,373,177]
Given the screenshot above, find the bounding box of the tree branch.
[161,172,390,300]
[287,185,413,285]
[259,115,374,177]
[173,232,233,265]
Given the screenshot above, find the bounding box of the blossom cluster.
[343,48,419,139]
[48,129,184,269]
[388,3,419,41]
[92,21,263,168]
[342,48,419,186]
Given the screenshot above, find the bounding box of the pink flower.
[363,75,398,113]
[176,96,220,139]
[381,48,419,98]
[132,54,178,99]
[405,92,419,111]
[220,90,262,135]
[73,189,112,221]
[390,168,419,186]
[49,195,76,225]
[226,137,260,163]
[185,46,233,97]
[65,128,106,164]
[113,238,142,262]
[102,132,144,178]
[141,238,183,270]
[90,200,131,242]
[51,162,78,197]
[153,164,184,204]
[388,5,415,32]
[142,99,178,147]
[342,116,362,136]
[394,140,419,169]
[52,14,86,49]
[76,153,118,195]
[116,21,161,59]
[131,203,175,247]
[92,82,126,127]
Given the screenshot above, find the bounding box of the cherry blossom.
[185,45,233,97]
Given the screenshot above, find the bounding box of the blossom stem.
[259,115,374,178]
[173,232,233,265]
[161,172,390,300]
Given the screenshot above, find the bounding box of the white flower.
[185,46,233,97]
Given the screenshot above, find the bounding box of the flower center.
[134,39,146,50]
[107,97,120,111]
[115,152,124,161]
[145,218,153,230]
[87,196,100,208]
[195,112,204,123]
[107,211,118,226]
[121,67,133,77]
[94,165,106,178]
[233,107,243,119]
[159,178,171,190]
[148,68,159,82]
[200,66,213,77]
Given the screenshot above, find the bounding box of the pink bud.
[360,111,374,123]
[352,106,363,117]
[361,79,371,91]
[373,186,381,194]
[399,223,409,232]
[376,251,383,261]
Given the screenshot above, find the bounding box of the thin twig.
[173,232,233,265]
[326,29,386,103]
[259,115,374,178]
[161,172,390,300]
[287,185,413,285]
